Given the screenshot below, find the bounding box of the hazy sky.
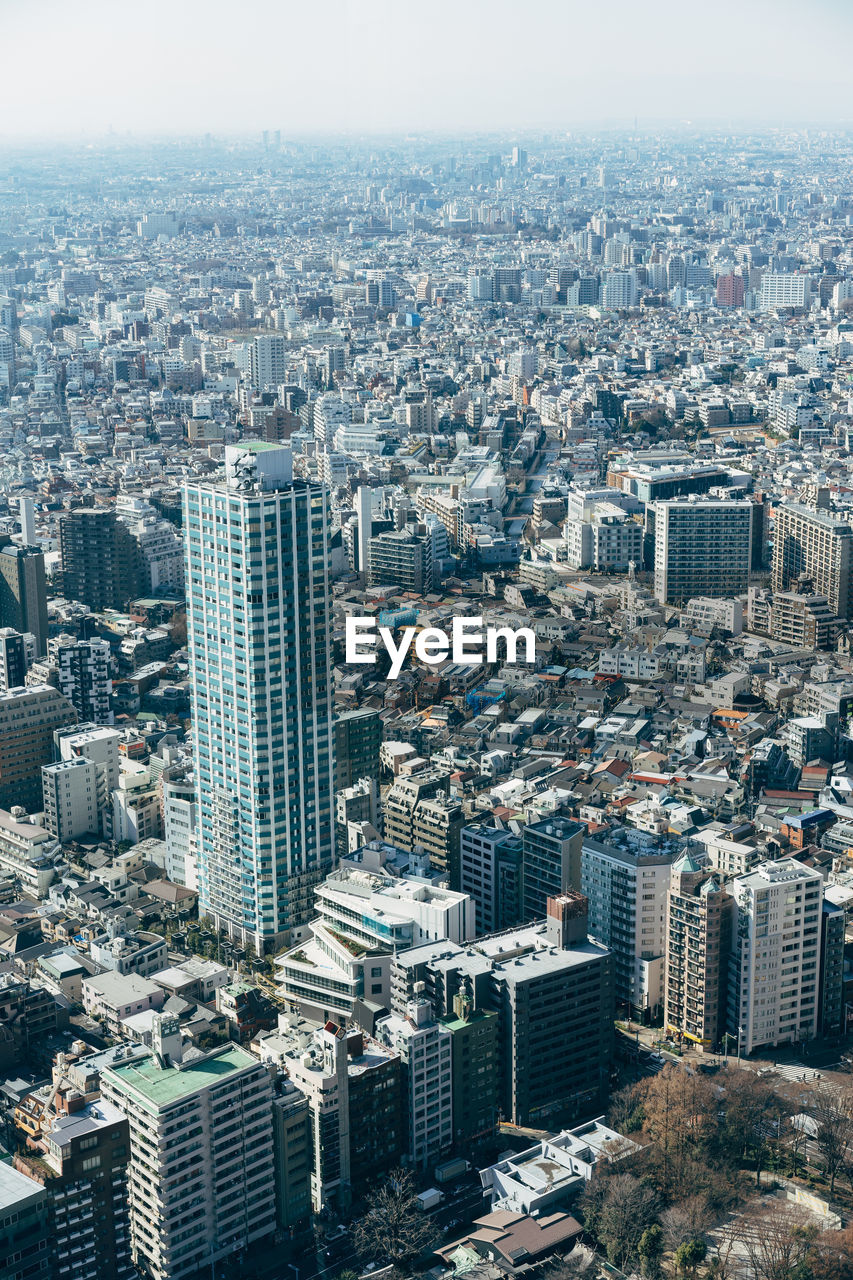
[2,0,852,139]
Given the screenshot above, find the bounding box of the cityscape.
[4,6,853,1280]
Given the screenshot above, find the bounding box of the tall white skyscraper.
[184,442,335,949]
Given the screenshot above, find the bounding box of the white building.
[249,333,288,390]
[184,442,335,948]
[55,637,113,725]
[759,273,811,311]
[564,496,643,572]
[277,857,474,1022]
[729,860,823,1055]
[57,724,121,836]
[600,270,638,309]
[42,757,99,841]
[0,806,59,896]
[162,778,197,888]
[101,1018,275,1280]
[376,998,453,1168]
[480,1119,635,1215]
[313,393,351,445]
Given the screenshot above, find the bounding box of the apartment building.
[460,824,523,934]
[101,1018,275,1280]
[664,851,734,1049]
[581,835,675,1020]
[0,684,76,813]
[258,1016,402,1212]
[0,1163,51,1280]
[652,498,752,607]
[42,757,100,842]
[14,1100,133,1280]
[522,817,584,920]
[772,503,853,619]
[376,998,453,1169]
[277,853,474,1021]
[728,860,823,1056]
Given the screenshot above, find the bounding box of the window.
[82,1156,101,1172]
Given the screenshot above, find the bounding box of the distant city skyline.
[2,0,852,139]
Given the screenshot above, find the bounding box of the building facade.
[653,498,752,607]
[101,1021,275,1280]
[184,443,334,948]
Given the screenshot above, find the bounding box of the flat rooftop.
[103,1044,258,1111]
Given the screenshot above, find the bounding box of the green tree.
[638,1224,665,1279]
[674,1239,707,1279]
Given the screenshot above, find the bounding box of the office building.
[184,443,334,948]
[0,542,47,657]
[522,817,584,921]
[772,502,853,619]
[0,1162,51,1280]
[664,851,733,1050]
[728,861,823,1056]
[460,824,524,934]
[101,1018,275,1280]
[56,637,113,725]
[14,1100,134,1280]
[334,706,382,791]
[59,509,140,613]
[581,835,674,1021]
[0,685,76,812]
[652,497,752,607]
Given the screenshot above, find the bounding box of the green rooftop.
[104,1045,258,1112]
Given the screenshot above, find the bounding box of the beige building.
[772,503,853,619]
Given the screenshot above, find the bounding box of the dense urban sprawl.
[2,130,853,1280]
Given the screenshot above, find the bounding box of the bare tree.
[806,1223,853,1280]
[541,1250,597,1280]
[660,1194,714,1254]
[352,1168,440,1271]
[596,1173,660,1272]
[739,1201,818,1280]
[704,1218,743,1280]
[812,1082,853,1195]
[720,1067,789,1187]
